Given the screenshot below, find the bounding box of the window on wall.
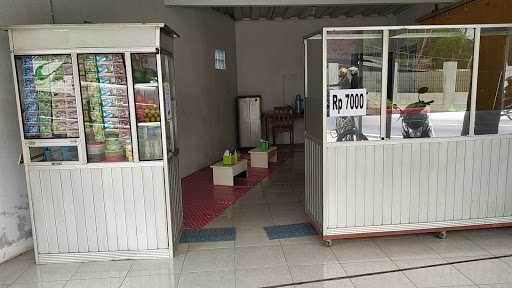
[387,28,475,139]
[474,27,512,135]
[215,49,226,70]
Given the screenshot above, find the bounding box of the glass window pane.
[475,27,512,135]
[326,31,383,142]
[132,53,163,161]
[388,28,475,139]
[79,54,133,163]
[29,146,79,162]
[16,55,79,139]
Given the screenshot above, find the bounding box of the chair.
[270,106,294,146]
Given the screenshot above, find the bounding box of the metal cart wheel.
[323,240,333,247]
[437,231,447,240]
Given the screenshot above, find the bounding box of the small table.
[249,146,278,168]
[210,159,248,186]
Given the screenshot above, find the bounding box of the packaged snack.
[23,77,36,89]
[25,111,39,123]
[118,118,130,128]
[86,73,99,83]
[99,84,114,96]
[38,101,51,112]
[92,124,105,142]
[114,87,127,97]
[115,75,127,85]
[112,54,124,63]
[89,111,104,123]
[118,128,131,139]
[23,64,34,77]
[89,96,102,109]
[52,120,67,133]
[25,122,39,134]
[67,119,79,130]
[113,63,125,74]
[22,56,33,66]
[96,54,113,63]
[104,118,119,129]
[53,109,67,119]
[38,111,52,122]
[39,121,52,135]
[99,75,116,84]
[63,63,73,76]
[24,100,38,112]
[84,61,97,73]
[97,63,114,75]
[52,98,67,110]
[65,99,76,109]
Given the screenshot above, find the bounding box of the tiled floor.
[2,145,512,288]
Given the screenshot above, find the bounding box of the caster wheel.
[323,240,333,247]
[437,231,447,239]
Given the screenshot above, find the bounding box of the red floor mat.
[182,154,288,229]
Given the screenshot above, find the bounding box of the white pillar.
[443,61,457,106]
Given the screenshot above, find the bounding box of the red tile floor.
[181,152,289,229]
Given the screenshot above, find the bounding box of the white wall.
[0,0,237,263]
[0,0,52,264]
[235,16,396,143]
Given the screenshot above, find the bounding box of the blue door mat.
[180,227,236,243]
[264,223,318,240]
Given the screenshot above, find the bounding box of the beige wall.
[235,16,396,143]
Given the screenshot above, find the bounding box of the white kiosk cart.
[6,24,183,263]
[305,24,512,246]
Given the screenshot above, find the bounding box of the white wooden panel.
[497,139,509,216]
[419,143,429,222]
[81,169,98,252]
[445,142,457,221]
[70,170,88,252]
[40,170,59,253]
[480,139,492,218]
[436,142,448,222]
[453,141,465,219]
[153,166,169,249]
[101,168,118,251]
[409,143,421,223]
[112,168,128,250]
[305,136,323,227]
[462,141,474,219]
[336,146,347,227]
[373,145,384,225]
[391,145,402,225]
[50,170,68,253]
[487,139,500,218]
[122,168,138,250]
[471,140,483,219]
[355,146,366,226]
[142,167,158,250]
[321,136,512,235]
[60,170,78,252]
[326,147,336,228]
[506,140,512,215]
[132,167,148,250]
[400,144,411,224]
[28,170,49,253]
[91,169,108,251]
[428,142,438,222]
[382,145,393,225]
[364,145,375,226]
[346,146,356,227]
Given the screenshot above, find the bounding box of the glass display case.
[8,24,183,264]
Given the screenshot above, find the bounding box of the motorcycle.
[393,87,435,138]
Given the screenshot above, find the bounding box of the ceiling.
[212,4,413,20]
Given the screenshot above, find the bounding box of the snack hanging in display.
[79,53,132,162]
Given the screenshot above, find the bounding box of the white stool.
[249,146,278,168]
[210,159,248,186]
